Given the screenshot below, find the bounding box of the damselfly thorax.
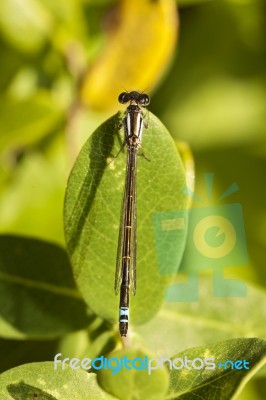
[125,103,144,148]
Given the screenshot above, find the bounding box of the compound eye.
[139,94,150,106]
[118,92,130,104]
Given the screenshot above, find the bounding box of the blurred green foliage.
[151,0,266,289]
[0,0,266,398]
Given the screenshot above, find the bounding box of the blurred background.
[0,0,265,397]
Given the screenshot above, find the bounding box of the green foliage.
[0,94,63,150]
[0,235,91,339]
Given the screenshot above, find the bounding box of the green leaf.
[0,362,116,399]
[0,40,24,92]
[0,0,52,53]
[64,112,188,328]
[0,94,63,151]
[42,0,88,48]
[0,337,59,374]
[163,79,266,149]
[0,235,91,339]
[58,322,116,361]
[167,338,266,399]
[0,134,67,244]
[136,278,266,357]
[98,348,169,400]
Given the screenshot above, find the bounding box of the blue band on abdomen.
[119,307,129,321]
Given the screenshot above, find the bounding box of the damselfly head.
[118,91,150,107]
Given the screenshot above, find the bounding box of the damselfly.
[114,91,150,337]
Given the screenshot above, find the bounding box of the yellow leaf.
[176,140,195,208]
[80,0,178,111]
